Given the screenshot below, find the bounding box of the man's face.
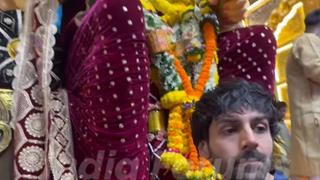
[198,109,273,180]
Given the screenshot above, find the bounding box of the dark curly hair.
[191,79,279,147]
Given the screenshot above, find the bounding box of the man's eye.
[222,127,237,135]
[254,124,267,133]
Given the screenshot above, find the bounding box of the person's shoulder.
[292,33,320,53]
[95,0,141,11]
[295,33,320,44]
[265,173,274,180]
[291,33,320,61]
[90,0,143,22]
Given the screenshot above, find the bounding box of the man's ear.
[198,140,210,158]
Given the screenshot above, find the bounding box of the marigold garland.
[148,0,194,25]
[160,90,187,109]
[141,1,221,179]
[161,152,189,174]
[173,20,218,99]
[161,106,190,172]
[161,19,221,179]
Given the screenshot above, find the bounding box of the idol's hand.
[0,0,26,11]
[208,0,250,27]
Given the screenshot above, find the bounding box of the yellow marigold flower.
[161,152,189,174]
[161,90,187,109]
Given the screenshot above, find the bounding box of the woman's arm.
[0,0,26,11]
[209,0,250,32]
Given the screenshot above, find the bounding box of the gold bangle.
[0,121,12,153]
[7,38,20,59]
[0,89,13,124]
[148,110,166,133]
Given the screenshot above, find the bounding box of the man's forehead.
[214,110,268,123]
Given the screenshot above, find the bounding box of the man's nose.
[240,127,258,151]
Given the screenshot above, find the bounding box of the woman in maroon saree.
[63,0,150,179]
[217,25,277,94]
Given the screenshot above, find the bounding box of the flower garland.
[173,20,218,99]
[141,0,222,179]
[160,19,222,179]
[161,106,189,174]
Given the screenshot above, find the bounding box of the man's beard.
[210,150,272,180]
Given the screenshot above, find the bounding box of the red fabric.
[218,25,277,94]
[64,0,150,179]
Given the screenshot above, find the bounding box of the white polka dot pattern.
[218,25,277,93]
[65,0,150,179]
